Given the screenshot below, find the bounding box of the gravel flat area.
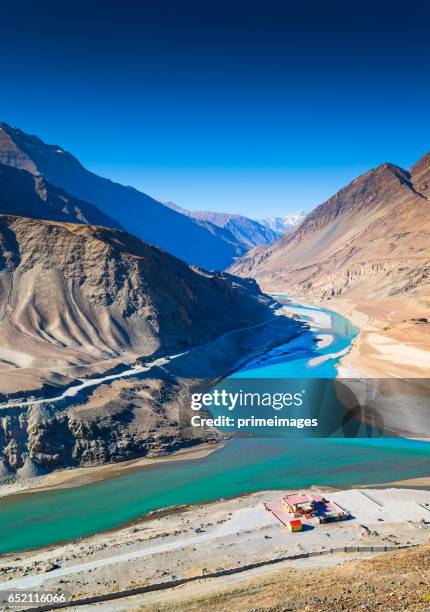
[1,487,429,609]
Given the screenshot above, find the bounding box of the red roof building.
[287,519,303,532]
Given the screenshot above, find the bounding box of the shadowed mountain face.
[0,162,121,228]
[230,154,430,304]
[0,123,247,270]
[164,202,279,248]
[0,214,271,372]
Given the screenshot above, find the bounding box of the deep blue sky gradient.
[1,0,430,215]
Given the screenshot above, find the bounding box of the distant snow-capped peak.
[257,210,306,234]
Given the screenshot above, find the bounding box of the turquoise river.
[0,299,429,555]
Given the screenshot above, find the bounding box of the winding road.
[0,315,280,411]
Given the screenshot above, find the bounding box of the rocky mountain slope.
[0,211,299,477]
[165,202,279,248]
[0,215,272,376]
[0,123,247,270]
[230,154,430,306]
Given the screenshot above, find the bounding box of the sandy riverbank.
[327,295,430,378]
[1,486,429,610]
[364,475,430,489]
[280,292,430,378]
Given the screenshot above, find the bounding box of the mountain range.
[230,154,430,306]
[0,122,288,395]
[1,119,428,475]
[0,124,307,272]
[0,206,284,473]
[164,201,279,248]
[0,123,255,270]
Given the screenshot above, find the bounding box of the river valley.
[0,298,429,556]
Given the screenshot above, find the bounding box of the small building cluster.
[265,492,350,532]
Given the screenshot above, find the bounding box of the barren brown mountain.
[0,215,271,379]
[230,154,430,303]
[0,152,304,478]
[0,214,300,476]
[230,152,430,376]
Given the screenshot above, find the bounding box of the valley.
[0,122,428,611]
[2,5,430,609]
[0,300,428,558]
[230,153,430,379]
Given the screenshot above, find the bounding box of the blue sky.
[1,0,430,217]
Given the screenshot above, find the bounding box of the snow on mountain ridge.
[258,211,306,234]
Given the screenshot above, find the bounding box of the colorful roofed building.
[287,519,302,532]
[282,493,325,517]
[282,493,349,522]
[264,493,350,530]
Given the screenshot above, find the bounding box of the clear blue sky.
[1,0,429,217]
